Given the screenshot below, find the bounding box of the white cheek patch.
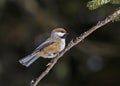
[55,32,65,37]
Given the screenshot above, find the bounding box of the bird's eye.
[60,31,64,33]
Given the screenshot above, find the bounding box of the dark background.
[0,0,120,86]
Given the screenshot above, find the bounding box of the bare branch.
[32,8,120,86]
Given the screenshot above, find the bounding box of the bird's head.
[51,28,68,38]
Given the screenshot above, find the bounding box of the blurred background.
[0,0,120,86]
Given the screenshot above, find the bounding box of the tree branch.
[32,8,120,86]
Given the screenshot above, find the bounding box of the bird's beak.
[61,33,69,38]
[66,33,69,36]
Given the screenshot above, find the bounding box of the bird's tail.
[19,53,39,67]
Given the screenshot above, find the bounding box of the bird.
[19,28,68,67]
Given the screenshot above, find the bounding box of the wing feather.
[33,41,54,53]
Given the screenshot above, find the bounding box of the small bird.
[19,28,68,67]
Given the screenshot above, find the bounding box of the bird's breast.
[60,39,65,51]
[38,40,64,58]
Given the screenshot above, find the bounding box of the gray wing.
[33,41,54,53]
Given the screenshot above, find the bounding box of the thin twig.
[32,8,120,86]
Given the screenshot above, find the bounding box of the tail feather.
[19,54,39,67]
